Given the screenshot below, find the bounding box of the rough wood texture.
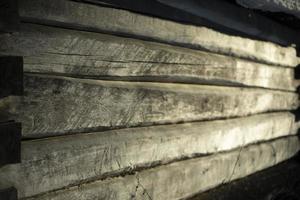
[74,0,300,47]
[0,24,296,91]
[17,0,298,67]
[0,112,296,198]
[0,121,21,167]
[157,0,300,46]
[0,97,19,123]
[237,0,300,19]
[189,155,300,200]
[0,0,20,33]
[22,137,300,200]
[5,74,299,138]
[0,56,24,98]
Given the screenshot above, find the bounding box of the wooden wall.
[0,0,300,199]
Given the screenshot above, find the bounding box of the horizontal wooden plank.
[0,121,21,167]
[0,0,20,33]
[0,57,24,98]
[0,112,296,198]
[190,155,300,200]
[17,0,298,67]
[80,0,300,47]
[0,23,296,91]
[159,0,300,47]
[5,74,299,138]
[22,136,300,200]
[237,0,300,19]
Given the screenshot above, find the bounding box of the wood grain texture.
[190,155,300,200]
[0,24,296,91]
[22,137,300,200]
[0,112,296,198]
[5,74,299,138]
[237,0,300,19]
[17,0,298,67]
[77,0,300,47]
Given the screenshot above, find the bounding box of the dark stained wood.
[0,187,17,200]
[189,153,300,200]
[0,121,21,167]
[0,57,23,99]
[0,0,20,33]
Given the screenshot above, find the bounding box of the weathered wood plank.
[0,121,21,167]
[237,0,300,19]
[0,24,296,91]
[189,155,300,200]
[158,0,300,47]
[17,0,298,67]
[0,57,24,98]
[0,0,20,33]
[5,74,299,138]
[0,97,19,123]
[0,112,296,198]
[0,187,17,200]
[23,136,300,200]
[80,0,300,47]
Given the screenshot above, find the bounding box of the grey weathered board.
[0,23,296,91]
[77,0,300,47]
[189,155,300,200]
[4,74,299,138]
[0,2,296,200]
[21,137,300,200]
[159,0,300,47]
[237,0,300,19]
[0,112,296,198]
[17,0,298,67]
[0,121,21,167]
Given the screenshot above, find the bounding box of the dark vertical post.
[0,0,20,33]
[0,187,18,200]
[0,121,21,167]
[0,56,24,98]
